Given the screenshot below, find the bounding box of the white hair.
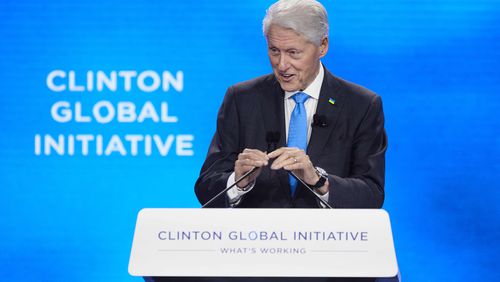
[262,0,329,46]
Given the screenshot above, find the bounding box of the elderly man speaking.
[196,0,387,213]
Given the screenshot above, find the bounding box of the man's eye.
[288,50,300,57]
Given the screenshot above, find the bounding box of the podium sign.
[128,208,398,278]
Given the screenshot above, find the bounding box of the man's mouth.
[280,73,295,82]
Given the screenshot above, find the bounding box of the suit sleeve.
[328,94,388,208]
[195,87,241,207]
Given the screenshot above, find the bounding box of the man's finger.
[238,158,268,167]
[267,147,291,158]
[236,159,267,168]
[243,148,269,160]
[283,161,308,171]
[270,149,304,169]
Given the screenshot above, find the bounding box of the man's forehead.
[266,27,310,48]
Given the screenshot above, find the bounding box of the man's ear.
[319,37,329,58]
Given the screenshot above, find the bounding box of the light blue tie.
[287,92,310,196]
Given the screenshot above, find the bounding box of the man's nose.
[278,54,289,70]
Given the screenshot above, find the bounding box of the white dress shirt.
[227,63,329,206]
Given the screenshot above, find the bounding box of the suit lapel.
[307,68,344,162]
[258,76,292,200]
[258,76,286,148]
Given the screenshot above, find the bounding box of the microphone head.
[313,114,328,127]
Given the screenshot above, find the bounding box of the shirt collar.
[284,62,324,100]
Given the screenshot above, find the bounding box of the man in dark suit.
[185,0,389,281]
[195,0,387,210]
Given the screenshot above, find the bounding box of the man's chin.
[277,81,300,92]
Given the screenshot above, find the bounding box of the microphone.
[312,114,328,128]
[201,131,281,208]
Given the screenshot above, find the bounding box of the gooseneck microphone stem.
[201,166,257,208]
[201,131,332,209]
[289,171,333,209]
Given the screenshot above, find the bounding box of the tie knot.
[292,92,309,104]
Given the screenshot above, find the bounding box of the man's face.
[266,25,328,92]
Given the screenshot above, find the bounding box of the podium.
[129,209,399,281]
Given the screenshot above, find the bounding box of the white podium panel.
[129,208,398,278]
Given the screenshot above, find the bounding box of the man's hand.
[268,147,329,194]
[234,149,269,188]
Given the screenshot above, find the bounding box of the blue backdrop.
[0,0,498,281]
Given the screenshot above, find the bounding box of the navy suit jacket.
[195,67,387,209]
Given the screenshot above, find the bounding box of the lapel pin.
[328,98,336,105]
